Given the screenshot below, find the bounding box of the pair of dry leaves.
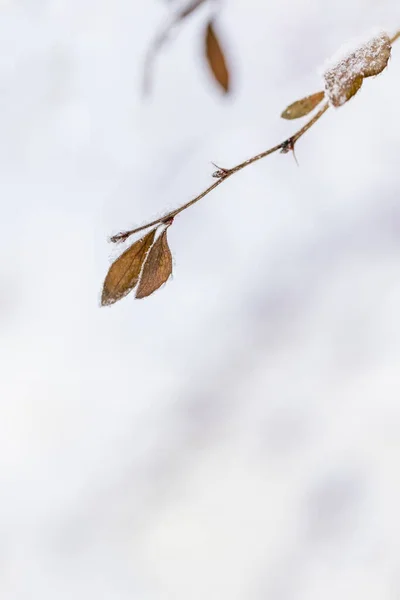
[101,226,172,305]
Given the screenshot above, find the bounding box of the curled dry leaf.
[323,31,391,107]
[136,228,173,299]
[205,20,230,93]
[281,91,325,119]
[101,229,156,306]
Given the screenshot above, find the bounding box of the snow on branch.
[322,30,392,107]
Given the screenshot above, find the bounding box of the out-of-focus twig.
[143,0,208,95]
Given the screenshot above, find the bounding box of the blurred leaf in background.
[144,0,232,95]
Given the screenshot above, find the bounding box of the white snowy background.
[1,0,400,598]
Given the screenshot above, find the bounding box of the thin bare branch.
[110,103,329,242]
[390,30,400,44]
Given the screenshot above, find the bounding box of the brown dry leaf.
[324,72,363,107]
[281,91,325,119]
[362,33,391,77]
[205,20,230,93]
[179,0,207,20]
[343,74,364,101]
[323,32,391,107]
[136,229,172,299]
[101,229,156,306]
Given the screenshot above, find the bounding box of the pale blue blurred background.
[1,0,400,598]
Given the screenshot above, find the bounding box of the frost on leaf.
[323,31,391,107]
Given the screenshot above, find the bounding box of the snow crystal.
[321,30,391,107]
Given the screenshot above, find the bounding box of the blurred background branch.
[143,0,230,95]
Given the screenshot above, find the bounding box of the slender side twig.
[111,103,329,242]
